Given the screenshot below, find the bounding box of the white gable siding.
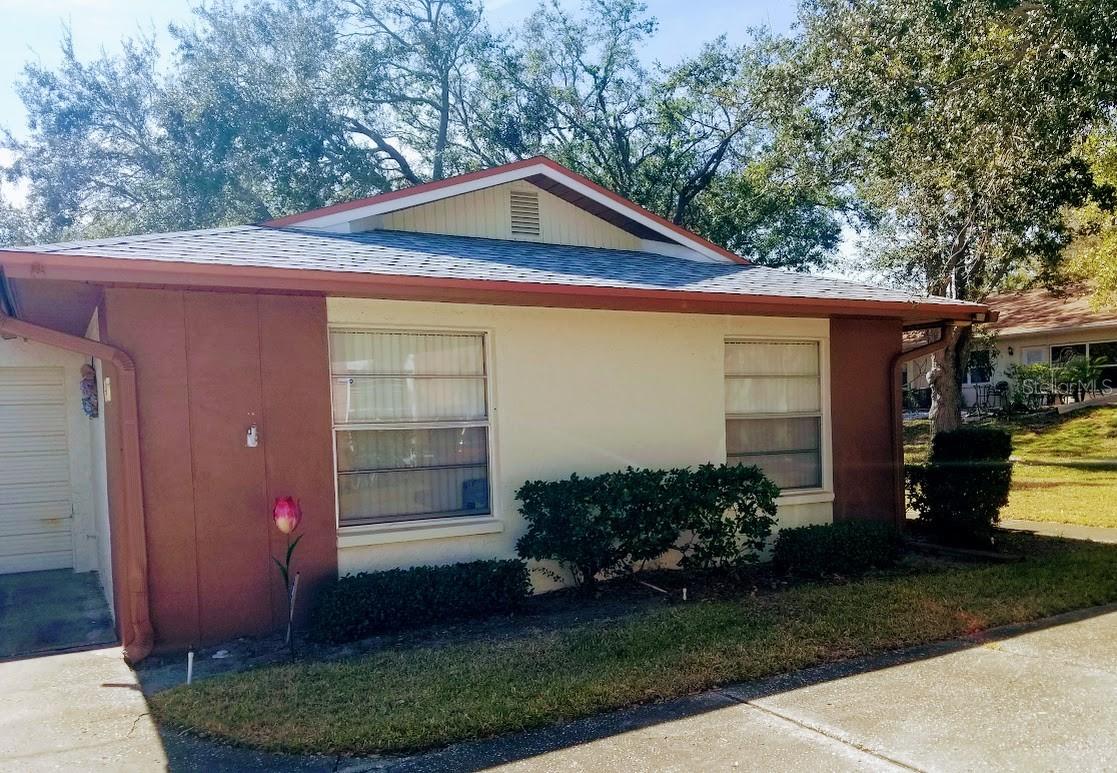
[377,181,644,250]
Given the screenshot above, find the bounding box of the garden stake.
[287,572,300,646]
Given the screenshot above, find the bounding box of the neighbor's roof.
[0,225,987,320]
[985,287,1117,338]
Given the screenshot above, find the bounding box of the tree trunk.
[928,325,972,436]
[433,74,451,181]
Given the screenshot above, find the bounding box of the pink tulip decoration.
[273,496,302,534]
[271,497,303,653]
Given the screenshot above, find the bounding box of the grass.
[905,407,1117,528]
[996,407,1117,462]
[1003,464,1117,529]
[152,534,1117,756]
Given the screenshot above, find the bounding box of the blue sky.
[0,0,798,144]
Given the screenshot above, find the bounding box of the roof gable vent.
[509,190,541,237]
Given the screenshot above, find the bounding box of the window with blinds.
[330,330,491,527]
[725,340,823,491]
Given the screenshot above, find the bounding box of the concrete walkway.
[0,570,116,658]
[0,646,166,771]
[1001,518,1117,544]
[387,606,1117,772]
[5,607,1117,771]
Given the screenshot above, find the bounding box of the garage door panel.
[0,384,65,406]
[0,405,67,434]
[0,531,72,555]
[0,368,73,573]
[0,551,73,574]
[0,481,71,506]
[0,453,71,486]
[0,431,68,455]
[0,367,64,388]
[0,501,72,536]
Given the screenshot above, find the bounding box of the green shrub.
[514,469,678,589]
[930,426,1013,463]
[515,464,779,588]
[1006,362,1055,410]
[672,464,780,570]
[907,427,1013,548]
[772,521,903,578]
[308,559,529,644]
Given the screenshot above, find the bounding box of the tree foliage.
[1064,127,1117,309]
[799,0,1117,429]
[0,0,843,270]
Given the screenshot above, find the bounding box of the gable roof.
[266,156,747,265]
[985,287,1117,338]
[0,225,989,331]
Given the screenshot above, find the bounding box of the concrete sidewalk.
[0,646,166,772]
[1001,518,1117,544]
[389,606,1117,772]
[5,606,1117,771]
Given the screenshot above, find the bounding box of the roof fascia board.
[288,162,730,265]
[994,320,1117,339]
[298,164,551,230]
[0,249,989,323]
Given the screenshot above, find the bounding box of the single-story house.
[903,287,1117,409]
[0,157,990,660]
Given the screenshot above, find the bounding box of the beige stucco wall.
[0,335,99,574]
[377,180,644,250]
[328,298,834,584]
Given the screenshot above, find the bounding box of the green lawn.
[152,535,1117,756]
[906,407,1117,528]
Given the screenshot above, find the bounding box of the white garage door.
[0,367,74,573]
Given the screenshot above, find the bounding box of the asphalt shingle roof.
[7,225,979,308]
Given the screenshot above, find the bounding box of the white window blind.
[725,340,823,490]
[330,330,491,526]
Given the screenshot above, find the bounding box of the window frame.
[1048,339,1117,392]
[963,348,994,386]
[723,335,833,501]
[327,325,500,532]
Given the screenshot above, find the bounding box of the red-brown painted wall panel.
[183,293,273,642]
[100,288,336,650]
[830,317,903,523]
[258,296,338,625]
[102,288,201,647]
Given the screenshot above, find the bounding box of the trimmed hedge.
[930,426,1013,463]
[907,427,1013,548]
[308,559,529,644]
[772,521,903,578]
[515,464,780,588]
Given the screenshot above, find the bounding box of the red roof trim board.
[266,156,750,265]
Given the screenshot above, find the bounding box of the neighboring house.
[903,287,1117,410]
[0,157,988,659]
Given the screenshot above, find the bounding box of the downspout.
[889,324,958,526]
[0,309,154,662]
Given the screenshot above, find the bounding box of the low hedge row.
[772,521,903,578]
[308,559,529,644]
